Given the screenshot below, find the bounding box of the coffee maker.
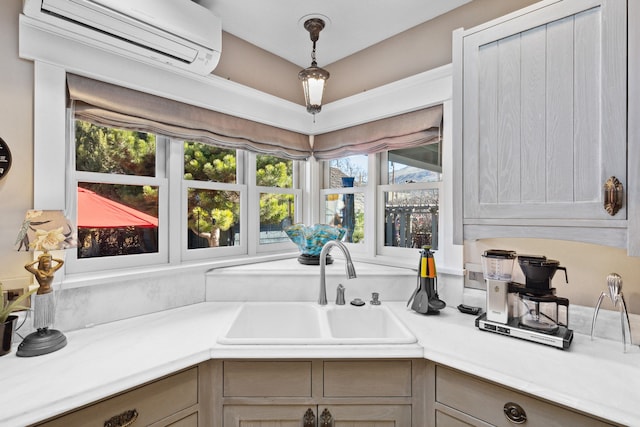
[476,251,574,349]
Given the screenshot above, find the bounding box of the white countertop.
[1,301,639,426]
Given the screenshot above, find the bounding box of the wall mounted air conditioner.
[23,0,222,76]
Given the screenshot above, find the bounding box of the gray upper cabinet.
[453,0,638,255]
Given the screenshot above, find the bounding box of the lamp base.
[16,327,67,357]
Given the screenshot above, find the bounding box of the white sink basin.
[218,302,324,344]
[325,305,417,344]
[217,302,417,345]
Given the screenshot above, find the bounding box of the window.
[383,143,441,251]
[321,139,443,261]
[183,142,242,253]
[68,121,302,272]
[322,155,367,244]
[69,120,168,273]
[256,154,299,245]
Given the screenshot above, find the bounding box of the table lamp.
[15,210,76,357]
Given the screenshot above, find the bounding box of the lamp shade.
[299,65,330,115]
[15,210,77,253]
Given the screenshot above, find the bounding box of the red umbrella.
[77,187,158,228]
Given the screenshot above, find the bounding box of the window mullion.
[168,138,182,264]
[246,152,258,255]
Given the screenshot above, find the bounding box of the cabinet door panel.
[38,368,198,427]
[436,366,614,427]
[435,409,479,427]
[223,361,311,397]
[168,412,198,427]
[223,405,311,427]
[520,25,546,204]
[323,360,412,397]
[323,405,411,427]
[463,0,626,221]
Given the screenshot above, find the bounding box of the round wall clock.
[0,137,12,181]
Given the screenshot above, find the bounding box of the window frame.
[180,143,247,261]
[248,152,304,255]
[320,147,444,265]
[66,120,305,271]
[66,124,170,274]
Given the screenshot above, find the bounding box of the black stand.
[297,254,333,265]
[17,327,67,357]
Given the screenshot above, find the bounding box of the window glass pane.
[329,155,367,187]
[256,155,293,188]
[259,192,294,244]
[187,188,240,248]
[77,183,159,258]
[75,120,156,177]
[384,189,438,250]
[184,142,236,183]
[324,192,365,243]
[388,144,441,183]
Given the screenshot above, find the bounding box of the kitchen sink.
[217,302,417,345]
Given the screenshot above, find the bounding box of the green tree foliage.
[256,155,294,229]
[75,120,158,217]
[75,120,156,176]
[352,211,365,243]
[256,155,292,187]
[185,142,240,246]
[183,143,236,183]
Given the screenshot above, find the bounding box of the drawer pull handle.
[104,409,138,427]
[319,408,333,427]
[504,402,527,424]
[303,408,316,427]
[604,176,623,216]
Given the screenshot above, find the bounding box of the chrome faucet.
[319,240,357,305]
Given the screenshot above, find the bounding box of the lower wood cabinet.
[431,364,618,427]
[29,358,621,427]
[34,365,206,427]
[215,359,424,427]
[223,404,410,427]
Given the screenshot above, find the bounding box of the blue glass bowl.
[284,224,346,263]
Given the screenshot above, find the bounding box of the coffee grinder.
[476,252,574,349]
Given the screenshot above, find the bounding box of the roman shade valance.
[312,104,443,160]
[67,74,312,160]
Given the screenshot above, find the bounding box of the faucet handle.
[370,292,381,305]
[336,284,346,305]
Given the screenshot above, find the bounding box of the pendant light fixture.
[298,18,330,116]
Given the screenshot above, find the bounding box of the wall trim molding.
[19,14,452,135]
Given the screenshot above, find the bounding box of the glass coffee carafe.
[518,293,569,333]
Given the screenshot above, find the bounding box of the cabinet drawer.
[38,367,198,427]
[436,366,613,426]
[323,360,412,397]
[223,361,312,397]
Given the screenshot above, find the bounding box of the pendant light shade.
[299,18,330,115]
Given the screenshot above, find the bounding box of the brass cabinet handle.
[604,176,623,216]
[319,408,333,427]
[504,402,527,424]
[303,408,316,427]
[104,409,138,427]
